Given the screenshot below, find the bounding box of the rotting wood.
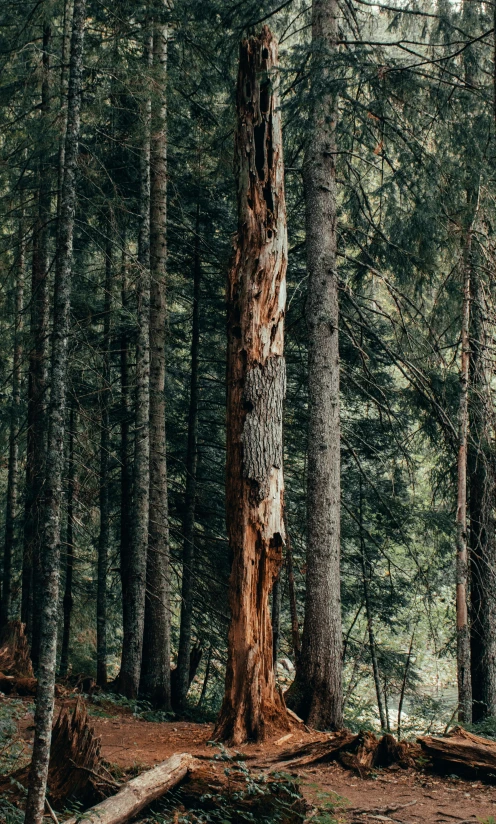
[265,730,418,774]
[62,753,195,824]
[214,24,289,745]
[419,725,496,776]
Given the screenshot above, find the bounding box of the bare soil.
[13,698,496,822]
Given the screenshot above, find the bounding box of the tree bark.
[456,234,472,724]
[214,26,288,744]
[96,219,113,688]
[24,1,86,819]
[285,520,301,662]
[285,0,343,730]
[469,271,496,721]
[1,215,25,630]
[59,403,76,679]
[116,28,152,699]
[272,573,282,667]
[22,22,51,659]
[141,8,171,709]
[119,241,132,661]
[176,202,201,708]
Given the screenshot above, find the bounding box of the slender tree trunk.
[24,1,86,819]
[469,272,496,721]
[285,0,343,730]
[97,220,113,688]
[59,403,76,679]
[119,242,132,656]
[23,22,51,659]
[1,217,25,631]
[359,480,387,731]
[285,519,301,663]
[176,202,201,708]
[116,28,152,699]
[214,27,288,745]
[456,236,472,725]
[141,10,171,708]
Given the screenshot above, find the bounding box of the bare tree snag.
[214,26,289,745]
[62,753,195,824]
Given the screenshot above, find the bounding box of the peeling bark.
[214,26,288,744]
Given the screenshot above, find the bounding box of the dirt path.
[83,708,496,823]
[13,699,496,822]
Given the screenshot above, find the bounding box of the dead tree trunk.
[141,6,171,709]
[285,0,343,730]
[214,26,288,745]
[456,234,472,724]
[1,215,25,630]
[24,1,86,820]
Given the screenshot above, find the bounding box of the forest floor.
[9,697,496,823]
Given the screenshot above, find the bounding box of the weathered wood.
[0,621,34,677]
[214,24,289,745]
[419,726,496,775]
[62,753,195,824]
[47,698,106,806]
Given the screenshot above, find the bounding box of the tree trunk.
[119,241,132,662]
[96,219,113,688]
[176,202,201,708]
[59,403,76,679]
[469,271,496,721]
[285,521,301,662]
[23,22,51,660]
[456,234,472,724]
[115,28,152,699]
[1,215,25,630]
[285,0,343,730]
[272,574,282,667]
[141,9,171,709]
[214,26,288,745]
[24,1,86,820]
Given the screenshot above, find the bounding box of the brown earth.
[12,698,496,822]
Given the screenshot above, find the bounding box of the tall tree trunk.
[116,28,152,699]
[59,403,76,679]
[0,216,25,631]
[23,22,51,659]
[456,234,472,725]
[469,272,496,721]
[141,9,171,709]
[24,0,86,819]
[214,26,288,745]
[284,519,301,663]
[176,202,201,708]
[285,0,343,730]
[119,241,132,659]
[97,220,113,688]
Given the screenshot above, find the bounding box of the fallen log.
[266,730,418,774]
[62,753,196,824]
[418,726,496,777]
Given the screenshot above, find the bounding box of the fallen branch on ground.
[62,753,196,824]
